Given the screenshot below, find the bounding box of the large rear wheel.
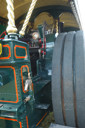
[52,31,85,128]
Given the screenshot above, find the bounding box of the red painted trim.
[36,113,47,126]
[26,116,29,128]
[0,45,11,59]
[32,83,34,91]
[21,65,29,93]
[0,31,6,39]
[0,117,22,128]
[19,122,22,128]
[0,117,17,121]
[0,66,19,103]
[14,45,27,59]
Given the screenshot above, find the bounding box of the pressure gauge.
[32,32,39,40]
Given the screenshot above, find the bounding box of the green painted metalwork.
[0,25,6,33]
[0,23,79,128]
[0,2,80,128]
[0,31,53,128]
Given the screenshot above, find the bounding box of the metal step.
[35,104,50,110]
[49,123,75,128]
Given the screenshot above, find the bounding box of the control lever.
[24,72,32,91]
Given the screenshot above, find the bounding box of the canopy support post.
[19,0,37,36]
[6,0,17,33]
